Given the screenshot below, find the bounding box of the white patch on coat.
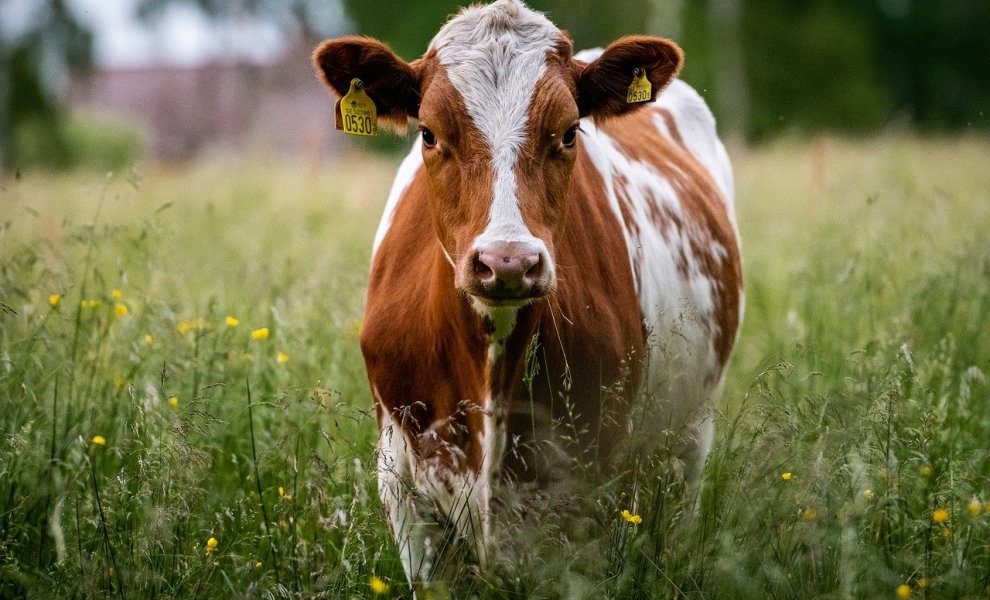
[579,77,741,448]
[654,79,736,221]
[372,138,424,257]
[470,298,519,361]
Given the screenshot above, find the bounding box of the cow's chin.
[462,287,550,310]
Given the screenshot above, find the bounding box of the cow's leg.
[378,411,494,592]
[677,408,715,484]
[377,415,436,587]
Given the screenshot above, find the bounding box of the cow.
[313,0,742,590]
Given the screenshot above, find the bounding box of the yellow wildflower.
[168,396,179,409]
[49,294,61,307]
[226,315,239,327]
[177,321,190,334]
[278,486,292,500]
[205,537,218,556]
[91,435,106,446]
[111,289,122,300]
[369,575,389,595]
[621,509,643,524]
[114,304,128,317]
[968,498,982,517]
[932,508,949,524]
[919,465,933,478]
[802,507,817,521]
[781,471,792,481]
[277,352,289,364]
[863,489,875,500]
[145,334,153,345]
[896,583,911,599]
[916,578,928,589]
[251,327,269,340]
[255,561,262,569]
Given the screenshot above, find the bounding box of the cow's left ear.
[575,36,683,121]
[312,36,422,130]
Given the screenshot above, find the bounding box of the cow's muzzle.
[462,240,553,304]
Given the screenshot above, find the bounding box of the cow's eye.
[421,127,437,148]
[562,125,579,148]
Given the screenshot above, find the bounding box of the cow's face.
[315,2,681,308]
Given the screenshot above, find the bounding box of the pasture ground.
[1,135,989,598]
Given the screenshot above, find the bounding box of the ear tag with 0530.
[626,68,652,104]
[335,78,378,136]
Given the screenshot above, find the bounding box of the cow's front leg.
[377,409,493,591]
[377,411,436,587]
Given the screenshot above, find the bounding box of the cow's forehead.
[428,0,562,150]
[428,0,560,59]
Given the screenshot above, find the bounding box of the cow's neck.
[432,246,543,401]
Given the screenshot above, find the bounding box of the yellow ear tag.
[626,68,652,104]
[336,78,378,137]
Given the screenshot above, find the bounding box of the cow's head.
[313,0,682,306]
[314,0,682,310]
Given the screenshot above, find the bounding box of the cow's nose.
[469,241,549,301]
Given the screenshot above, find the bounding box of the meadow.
[1,135,989,598]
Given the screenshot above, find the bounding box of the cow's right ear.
[312,36,421,129]
[575,36,683,123]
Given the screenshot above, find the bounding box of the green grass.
[1,135,989,598]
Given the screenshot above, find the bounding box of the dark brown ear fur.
[312,36,421,129]
[576,36,683,122]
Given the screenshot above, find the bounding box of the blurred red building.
[67,41,340,161]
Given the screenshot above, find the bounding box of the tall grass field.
[1,136,989,598]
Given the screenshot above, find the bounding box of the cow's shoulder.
[653,79,733,202]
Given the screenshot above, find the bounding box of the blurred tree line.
[0,0,93,169]
[2,0,988,170]
[345,0,990,140]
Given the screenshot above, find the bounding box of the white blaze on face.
[429,0,558,250]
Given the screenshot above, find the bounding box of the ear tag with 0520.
[335,78,378,136]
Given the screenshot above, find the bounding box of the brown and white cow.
[313,0,742,588]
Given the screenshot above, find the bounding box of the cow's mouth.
[467,288,547,307]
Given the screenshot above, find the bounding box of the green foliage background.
[341,0,990,139]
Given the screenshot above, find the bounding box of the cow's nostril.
[523,254,543,284]
[473,252,495,283]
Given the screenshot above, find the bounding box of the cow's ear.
[575,36,683,122]
[312,36,422,130]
